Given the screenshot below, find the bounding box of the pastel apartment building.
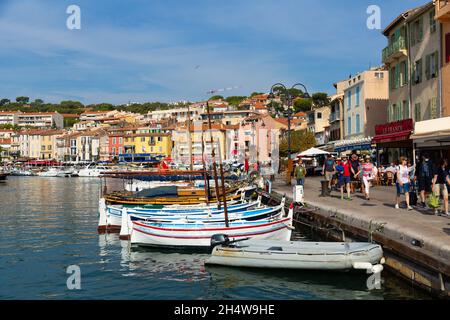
[409,1,450,161]
[307,105,331,147]
[0,112,20,126]
[17,112,64,129]
[376,1,449,164]
[436,0,450,117]
[10,129,63,159]
[335,67,388,153]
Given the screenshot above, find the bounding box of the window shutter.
[425,54,431,80]
[395,65,400,88]
[404,100,410,119]
[411,25,416,46]
[405,61,409,84]
[446,33,450,63]
[418,18,423,42]
[433,52,439,77]
[418,60,423,83]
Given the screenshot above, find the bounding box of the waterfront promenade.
[271,176,450,297]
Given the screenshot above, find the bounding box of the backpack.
[420,161,431,178]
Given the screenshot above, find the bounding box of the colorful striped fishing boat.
[127,203,294,249]
[104,197,262,231]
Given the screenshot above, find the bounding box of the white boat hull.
[130,217,293,248]
[206,240,384,272]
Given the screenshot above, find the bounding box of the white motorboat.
[36,167,77,177]
[36,167,61,177]
[78,165,112,177]
[10,168,34,176]
[205,236,384,273]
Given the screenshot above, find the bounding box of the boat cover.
[133,186,178,198]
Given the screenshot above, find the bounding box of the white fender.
[240,188,246,202]
[98,198,108,231]
[256,194,262,207]
[119,207,131,240]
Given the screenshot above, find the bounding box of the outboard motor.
[211,234,230,248]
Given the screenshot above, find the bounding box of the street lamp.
[268,83,310,185]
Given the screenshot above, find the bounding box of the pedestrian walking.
[395,157,413,211]
[432,159,449,216]
[295,159,306,186]
[355,155,375,200]
[322,155,336,190]
[416,154,434,208]
[337,155,353,201]
[349,153,360,185]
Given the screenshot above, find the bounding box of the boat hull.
[206,240,384,272]
[130,217,293,248]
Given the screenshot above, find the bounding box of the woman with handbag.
[395,157,413,211]
[355,156,375,200]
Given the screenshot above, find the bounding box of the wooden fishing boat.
[104,192,241,205]
[127,203,294,249]
[130,206,280,224]
[206,237,384,273]
[98,187,254,232]
[103,184,248,205]
[104,197,262,231]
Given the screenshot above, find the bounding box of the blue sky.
[0,0,428,104]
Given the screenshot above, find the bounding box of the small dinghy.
[205,235,384,273]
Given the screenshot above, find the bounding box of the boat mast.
[216,132,229,228]
[206,100,222,209]
[187,104,193,172]
[201,128,210,205]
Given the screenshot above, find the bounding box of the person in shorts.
[396,157,413,210]
[338,156,353,201]
[322,155,336,190]
[355,155,375,200]
[432,159,449,216]
[416,154,434,208]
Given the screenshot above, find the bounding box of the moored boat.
[98,190,256,231]
[78,164,113,177]
[105,198,262,232]
[104,186,245,206]
[36,167,61,177]
[205,236,384,273]
[127,203,294,249]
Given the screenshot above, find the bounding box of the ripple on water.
[0,177,432,300]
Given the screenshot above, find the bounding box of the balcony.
[329,112,340,123]
[382,37,407,64]
[436,0,450,22]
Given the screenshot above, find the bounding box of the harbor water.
[0,177,431,300]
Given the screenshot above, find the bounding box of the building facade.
[376,2,445,164]
[307,106,331,147]
[334,68,388,154]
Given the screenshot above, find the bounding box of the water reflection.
[0,177,432,300]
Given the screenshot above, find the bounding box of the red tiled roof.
[254,102,267,110]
